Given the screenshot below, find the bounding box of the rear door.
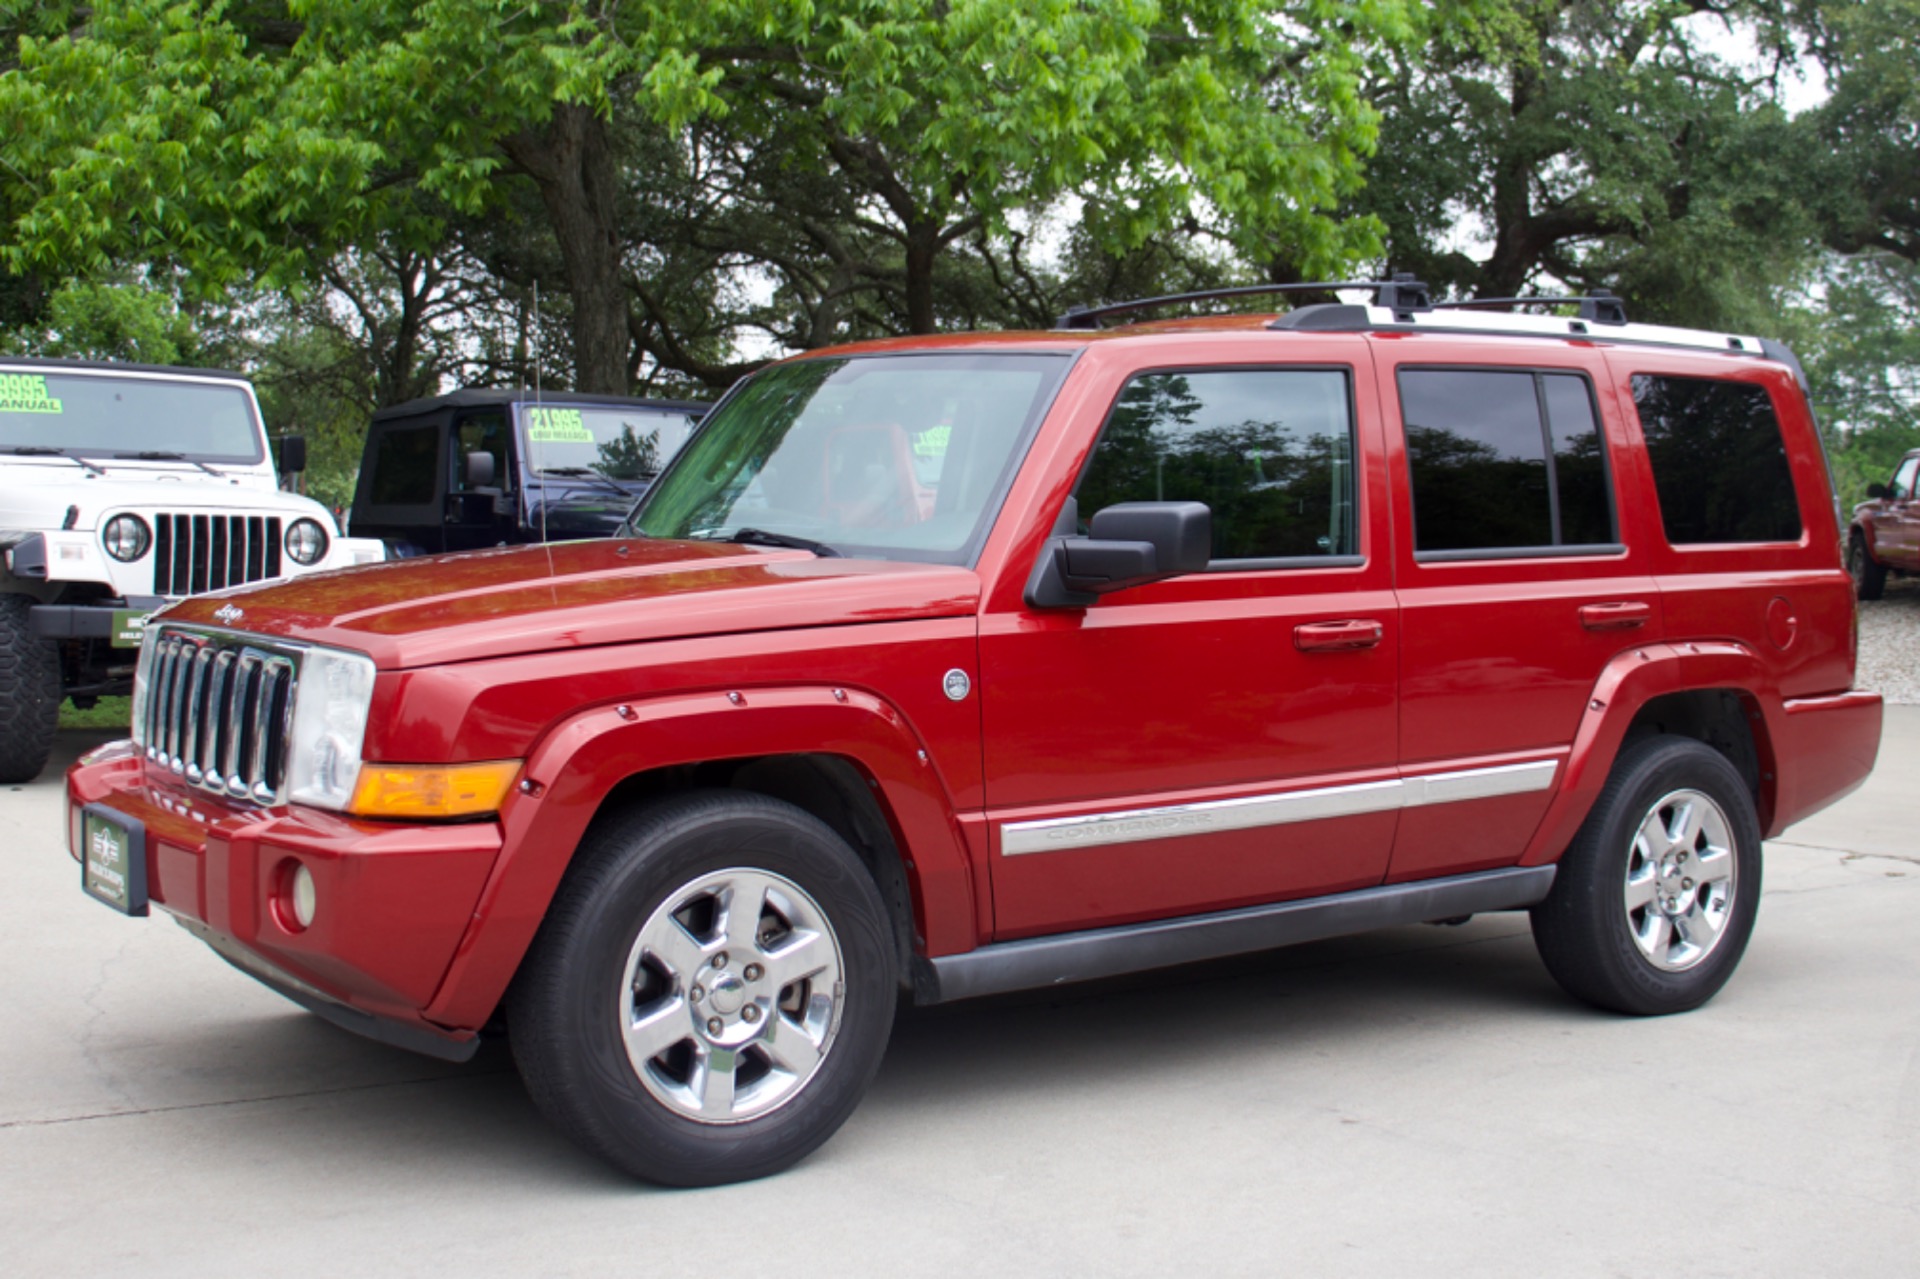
[1376,340,1660,882]
[979,343,1402,939]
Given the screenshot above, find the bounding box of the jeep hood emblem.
[213,604,245,625]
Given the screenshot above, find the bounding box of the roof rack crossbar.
[1430,290,1628,325]
[1054,274,1432,330]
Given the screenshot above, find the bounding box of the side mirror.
[463,450,496,488]
[1027,500,1211,608]
[277,434,307,475]
[1867,482,1890,500]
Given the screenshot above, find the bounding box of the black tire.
[0,594,60,784]
[1849,531,1887,601]
[507,790,897,1186]
[1531,735,1762,1016]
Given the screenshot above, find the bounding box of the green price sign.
[525,407,593,443]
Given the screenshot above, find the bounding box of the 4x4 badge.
[942,669,971,701]
[213,604,244,625]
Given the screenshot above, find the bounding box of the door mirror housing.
[1027,500,1211,608]
[277,434,307,475]
[463,450,497,489]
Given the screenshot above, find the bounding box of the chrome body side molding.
[999,759,1558,857]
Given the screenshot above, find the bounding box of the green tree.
[1,0,1417,392]
[1347,0,1818,328]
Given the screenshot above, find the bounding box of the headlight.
[103,514,151,562]
[285,518,329,566]
[284,645,376,810]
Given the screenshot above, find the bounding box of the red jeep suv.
[68,281,1882,1185]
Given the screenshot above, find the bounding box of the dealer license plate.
[81,806,148,915]
[110,608,151,648]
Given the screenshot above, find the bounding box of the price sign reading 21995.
[525,407,594,443]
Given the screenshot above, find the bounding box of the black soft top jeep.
[349,388,707,555]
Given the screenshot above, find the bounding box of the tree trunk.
[504,104,630,393]
[903,221,940,334]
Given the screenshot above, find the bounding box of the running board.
[916,865,1557,1004]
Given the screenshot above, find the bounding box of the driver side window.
[1075,367,1358,564]
[1891,456,1919,501]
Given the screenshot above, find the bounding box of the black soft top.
[369,387,709,425]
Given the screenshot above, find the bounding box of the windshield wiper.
[534,466,638,498]
[116,450,226,478]
[719,527,841,558]
[7,445,105,476]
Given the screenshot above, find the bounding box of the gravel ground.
[1857,575,1920,704]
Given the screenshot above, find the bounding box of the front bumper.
[67,742,500,1060]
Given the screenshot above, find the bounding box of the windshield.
[518,403,704,480]
[0,369,263,462]
[628,352,1071,563]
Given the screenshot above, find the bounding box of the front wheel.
[1849,531,1887,600]
[0,594,60,784]
[507,791,897,1186]
[1531,735,1762,1016]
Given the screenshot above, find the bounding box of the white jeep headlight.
[284,646,376,810]
[103,514,152,562]
[285,518,330,566]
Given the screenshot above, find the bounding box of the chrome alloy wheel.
[1623,788,1738,972]
[619,867,845,1123]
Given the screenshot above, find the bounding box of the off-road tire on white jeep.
[1530,735,1762,1016]
[0,594,60,784]
[1848,531,1887,601]
[507,790,897,1186]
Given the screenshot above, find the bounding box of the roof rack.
[1053,274,1433,330]
[1054,276,1774,360]
[1431,290,1628,325]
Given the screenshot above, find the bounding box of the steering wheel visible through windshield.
[627,352,1071,563]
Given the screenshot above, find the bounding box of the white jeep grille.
[152,513,283,595]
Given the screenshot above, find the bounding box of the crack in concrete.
[0,1066,514,1130]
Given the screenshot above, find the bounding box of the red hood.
[157,539,982,668]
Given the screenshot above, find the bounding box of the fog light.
[288,862,317,930]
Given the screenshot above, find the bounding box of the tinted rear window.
[369,425,440,506]
[1399,369,1615,554]
[1632,375,1801,544]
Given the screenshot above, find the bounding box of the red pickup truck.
[1847,447,1920,598]
[68,282,1881,1185]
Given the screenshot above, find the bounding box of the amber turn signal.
[347,760,522,820]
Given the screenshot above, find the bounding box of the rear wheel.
[0,594,60,783]
[1531,735,1762,1015]
[1849,531,1887,600]
[508,791,897,1186]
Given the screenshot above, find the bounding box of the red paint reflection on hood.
[159,538,982,668]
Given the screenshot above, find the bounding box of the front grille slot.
[141,628,298,805]
[152,514,283,595]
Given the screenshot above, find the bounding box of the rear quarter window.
[1631,375,1802,545]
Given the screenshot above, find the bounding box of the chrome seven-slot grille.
[141,627,298,805]
[152,514,284,595]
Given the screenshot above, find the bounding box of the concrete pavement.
[3,716,1916,1276]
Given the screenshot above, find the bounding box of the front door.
[980,355,1401,939]
[442,411,513,552]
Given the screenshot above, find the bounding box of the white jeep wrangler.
[0,358,383,782]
